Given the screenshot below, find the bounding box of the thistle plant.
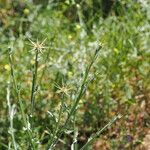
[29,38,47,115]
[7,41,122,150]
[46,45,102,149]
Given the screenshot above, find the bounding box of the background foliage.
[0,0,150,149]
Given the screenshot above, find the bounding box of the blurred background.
[0,0,150,149]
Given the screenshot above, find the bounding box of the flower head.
[29,38,47,53]
[55,81,71,96]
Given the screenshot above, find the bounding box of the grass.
[0,0,150,149]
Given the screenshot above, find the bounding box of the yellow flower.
[4,64,11,71]
[68,71,73,77]
[30,60,35,65]
[114,48,119,54]
[76,4,80,9]
[76,24,81,30]
[23,8,30,16]
[68,35,72,40]
[111,84,115,88]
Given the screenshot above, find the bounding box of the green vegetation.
[0,0,150,149]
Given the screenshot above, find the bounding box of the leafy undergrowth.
[0,0,150,149]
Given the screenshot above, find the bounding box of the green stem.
[9,49,36,149]
[80,114,122,150]
[7,83,17,150]
[31,49,39,115]
[47,94,65,148]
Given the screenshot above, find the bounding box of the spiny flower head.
[55,81,71,96]
[29,38,47,53]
